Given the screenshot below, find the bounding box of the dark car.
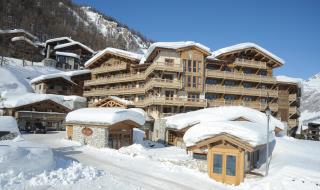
[25,122,47,134]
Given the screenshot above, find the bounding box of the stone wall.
[72,125,108,148]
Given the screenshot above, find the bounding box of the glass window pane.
[226,155,236,176]
[213,154,222,174]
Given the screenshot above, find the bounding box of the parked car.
[25,122,47,134]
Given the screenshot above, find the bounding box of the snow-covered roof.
[45,37,73,45]
[183,121,274,147]
[55,51,80,59]
[30,70,90,84]
[209,42,285,65]
[66,108,146,126]
[276,75,303,87]
[109,96,134,105]
[165,106,285,131]
[0,116,20,134]
[85,47,143,67]
[11,36,37,47]
[54,41,94,53]
[0,92,85,110]
[0,29,37,40]
[141,41,211,64]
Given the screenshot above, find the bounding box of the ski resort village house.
[0,94,73,131]
[43,37,94,70]
[83,42,301,133]
[65,107,146,149]
[30,70,91,96]
[162,106,284,185]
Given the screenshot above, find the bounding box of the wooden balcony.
[145,78,182,91]
[91,63,127,74]
[84,62,182,87]
[289,106,300,116]
[83,86,145,97]
[288,119,298,128]
[289,94,297,102]
[206,70,276,84]
[207,100,278,112]
[135,97,207,107]
[233,58,267,69]
[205,85,278,98]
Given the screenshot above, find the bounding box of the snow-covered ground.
[3,131,315,190]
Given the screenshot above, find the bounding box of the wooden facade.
[2,99,70,131]
[83,44,296,125]
[188,133,265,186]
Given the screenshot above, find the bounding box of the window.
[259,70,267,76]
[243,82,252,88]
[243,96,252,101]
[226,155,236,176]
[183,59,187,72]
[187,76,191,87]
[206,78,218,85]
[198,61,201,72]
[165,58,174,66]
[165,90,174,100]
[225,80,235,87]
[49,85,54,89]
[243,68,252,74]
[188,60,192,72]
[213,154,222,174]
[193,153,207,160]
[193,76,197,88]
[193,60,197,72]
[205,93,218,100]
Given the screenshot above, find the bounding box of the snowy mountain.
[300,72,320,124]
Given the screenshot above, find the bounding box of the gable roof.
[30,70,91,84]
[45,37,73,45]
[54,41,94,54]
[208,42,284,66]
[92,96,134,108]
[85,47,143,68]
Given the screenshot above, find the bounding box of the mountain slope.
[300,73,320,124]
[0,0,151,53]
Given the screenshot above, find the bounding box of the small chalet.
[65,108,146,149]
[0,94,71,131]
[30,70,91,96]
[306,121,320,141]
[43,37,94,70]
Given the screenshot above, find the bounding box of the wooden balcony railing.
[91,63,127,74]
[84,62,183,87]
[135,97,207,107]
[289,94,297,102]
[145,78,182,91]
[83,86,145,96]
[206,70,276,84]
[234,58,267,69]
[205,84,278,97]
[207,100,278,112]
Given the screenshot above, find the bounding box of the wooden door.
[208,147,244,185]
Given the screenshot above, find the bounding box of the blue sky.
[75,0,320,79]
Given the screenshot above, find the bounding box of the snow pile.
[0,140,55,176]
[209,42,285,64]
[183,121,274,147]
[85,47,143,67]
[66,107,146,126]
[30,69,90,84]
[141,41,211,64]
[166,106,285,131]
[0,92,86,110]
[0,116,20,134]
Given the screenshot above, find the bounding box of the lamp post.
[265,105,271,177]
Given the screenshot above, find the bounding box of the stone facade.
[72,125,109,148]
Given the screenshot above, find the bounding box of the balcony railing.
[91,63,127,74]
[145,78,182,91]
[289,94,297,102]
[135,97,207,107]
[234,58,267,69]
[205,84,278,97]
[207,100,278,112]
[206,70,276,84]
[84,62,183,86]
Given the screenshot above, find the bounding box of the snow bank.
[165,106,285,131]
[66,108,146,126]
[0,116,20,134]
[30,69,90,84]
[0,140,55,175]
[210,42,285,64]
[85,47,143,67]
[183,121,274,147]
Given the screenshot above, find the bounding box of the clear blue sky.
[74,0,320,79]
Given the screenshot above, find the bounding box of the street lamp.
[265,105,271,177]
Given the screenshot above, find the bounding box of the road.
[23,131,224,190]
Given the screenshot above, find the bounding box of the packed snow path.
[23,132,226,190]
